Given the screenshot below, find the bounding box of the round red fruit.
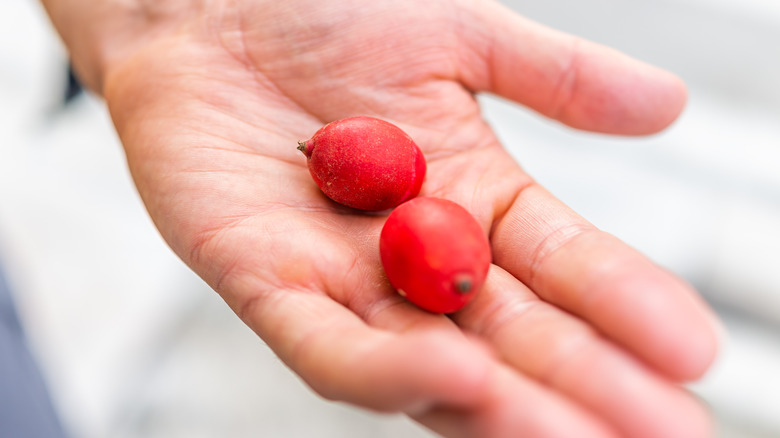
[380,197,491,313]
[298,116,426,211]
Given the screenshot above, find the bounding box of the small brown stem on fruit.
[297,140,308,155]
[454,275,473,294]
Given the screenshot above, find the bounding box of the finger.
[456,0,687,135]
[414,364,618,438]
[258,288,618,438]
[454,266,713,438]
[236,284,491,413]
[489,183,720,381]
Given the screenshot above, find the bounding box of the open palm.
[85,0,720,436]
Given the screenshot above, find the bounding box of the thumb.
[455,0,687,135]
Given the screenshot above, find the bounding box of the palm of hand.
[102,1,718,437]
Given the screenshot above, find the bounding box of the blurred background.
[1,0,778,437]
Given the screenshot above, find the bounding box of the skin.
[41,0,720,437]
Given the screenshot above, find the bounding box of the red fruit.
[298,116,426,211]
[380,197,491,313]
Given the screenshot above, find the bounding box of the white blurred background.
[1,0,778,437]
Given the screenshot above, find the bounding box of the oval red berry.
[298,116,426,211]
[380,197,491,313]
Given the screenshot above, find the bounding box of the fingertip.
[661,70,689,129]
[628,65,688,135]
[556,50,689,135]
[637,383,715,438]
[631,64,688,134]
[678,391,716,438]
[665,298,722,382]
[640,276,722,382]
[589,268,721,382]
[456,1,688,136]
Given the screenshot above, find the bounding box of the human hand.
[44,0,720,436]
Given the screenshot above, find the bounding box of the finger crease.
[527,222,595,287]
[537,331,597,388]
[546,37,583,121]
[473,295,541,339]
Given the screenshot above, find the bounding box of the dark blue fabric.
[0,267,68,438]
